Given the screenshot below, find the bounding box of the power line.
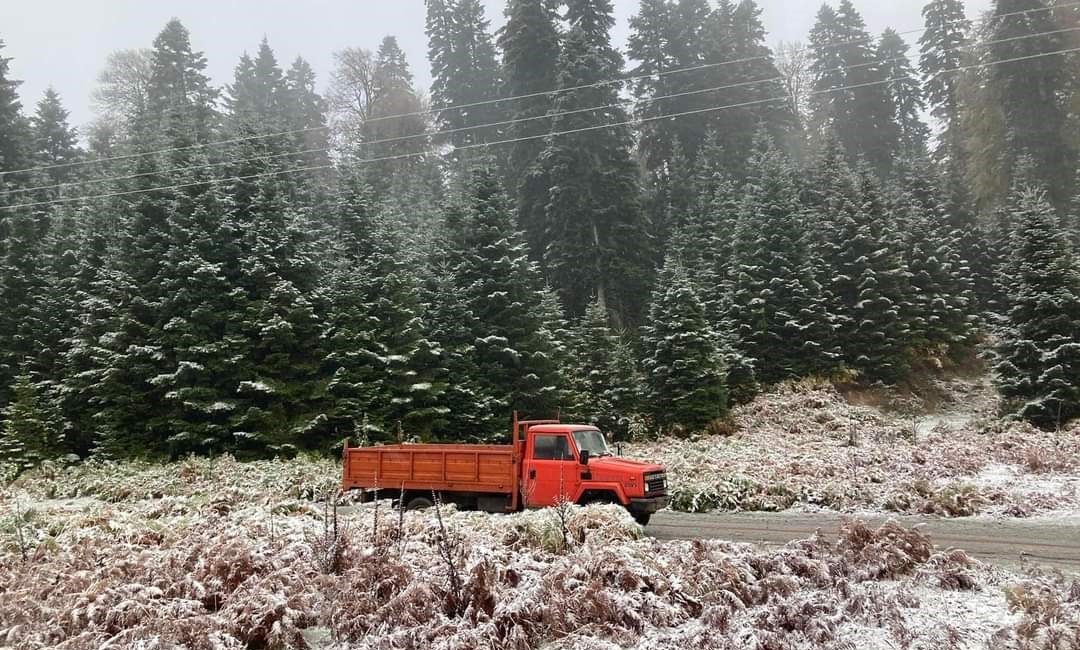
[4,43,1078,213]
[2,0,1076,180]
[6,22,1077,199]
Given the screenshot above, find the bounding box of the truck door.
[524,433,580,507]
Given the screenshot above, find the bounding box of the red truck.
[340,413,668,525]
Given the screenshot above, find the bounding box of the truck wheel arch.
[576,485,629,507]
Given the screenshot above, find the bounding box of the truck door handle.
[528,469,536,479]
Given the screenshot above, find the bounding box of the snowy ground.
[2,459,1078,650]
[627,377,1080,521]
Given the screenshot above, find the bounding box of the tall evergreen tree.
[727,139,838,383]
[919,0,970,166]
[322,177,446,442]
[538,0,653,322]
[0,371,63,468]
[876,29,930,155]
[808,2,901,173]
[439,168,565,434]
[29,88,80,185]
[498,0,560,246]
[144,19,218,146]
[986,0,1077,209]
[995,186,1080,427]
[808,145,913,382]
[426,0,502,151]
[0,39,29,176]
[642,257,728,434]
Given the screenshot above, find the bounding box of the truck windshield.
[572,429,610,457]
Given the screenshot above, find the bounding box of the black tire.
[406,496,434,511]
[632,512,651,527]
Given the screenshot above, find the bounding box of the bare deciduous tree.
[775,41,812,127]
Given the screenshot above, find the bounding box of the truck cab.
[520,422,667,525]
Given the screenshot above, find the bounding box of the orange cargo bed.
[341,443,518,495]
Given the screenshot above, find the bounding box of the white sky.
[0,0,993,131]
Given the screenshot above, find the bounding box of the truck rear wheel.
[405,496,434,511]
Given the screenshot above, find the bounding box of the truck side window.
[533,435,572,460]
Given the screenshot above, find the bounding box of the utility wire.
[1,0,1076,180]
[4,43,1078,212]
[5,22,1078,198]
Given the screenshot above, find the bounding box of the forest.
[0,0,1078,466]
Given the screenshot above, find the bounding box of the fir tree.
[539,0,654,322]
[809,2,901,173]
[322,177,446,442]
[995,186,1080,428]
[426,0,502,151]
[876,29,930,155]
[727,138,839,383]
[891,156,975,360]
[0,39,29,175]
[987,0,1077,209]
[144,19,218,146]
[29,88,80,185]
[642,257,728,434]
[571,298,625,435]
[809,145,913,382]
[0,211,49,408]
[498,0,560,246]
[919,0,970,166]
[440,168,564,433]
[0,371,63,468]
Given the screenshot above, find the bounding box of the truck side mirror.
[579,450,590,465]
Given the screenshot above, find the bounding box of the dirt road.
[647,510,1080,573]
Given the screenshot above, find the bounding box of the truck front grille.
[645,472,667,494]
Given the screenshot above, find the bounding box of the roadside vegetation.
[3,458,1078,649]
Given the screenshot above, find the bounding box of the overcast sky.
[1,0,993,131]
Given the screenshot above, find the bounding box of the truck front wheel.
[631,512,651,526]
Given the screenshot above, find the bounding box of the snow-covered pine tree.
[442,168,564,433]
[728,137,839,383]
[808,2,901,173]
[570,298,622,434]
[876,29,930,156]
[807,144,913,382]
[538,0,654,323]
[425,0,502,152]
[891,155,975,362]
[498,0,560,254]
[29,88,81,187]
[919,0,970,167]
[0,39,30,178]
[995,185,1080,428]
[322,177,446,443]
[0,370,63,469]
[642,256,728,435]
[0,210,50,409]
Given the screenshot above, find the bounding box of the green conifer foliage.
[642,257,728,434]
[0,371,63,468]
[995,186,1080,428]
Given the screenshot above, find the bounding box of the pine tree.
[225,38,286,133]
[144,19,218,146]
[498,0,560,247]
[440,168,564,434]
[539,0,654,322]
[809,145,913,382]
[891,156,975,360]
[809,2,901,173]
[995,186,1080,428]
[0,39,30,176]
[322,177,446,442]
[0,371,63,468]
[282,56,331,176]
[29,88,80,186]
[727,138,839,383]
[642,257,728,434]
[919,0,970,166]
[0,210,49,408]
[426,0,502,151]
[571,298,625,434]
[987,0,1077,209]
[876,29,930,155]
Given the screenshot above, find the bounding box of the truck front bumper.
[628,495,669,515]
